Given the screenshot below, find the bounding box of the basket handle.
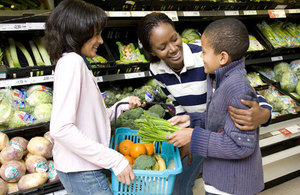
[113,101,129,135]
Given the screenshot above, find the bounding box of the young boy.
[167,18,264,195]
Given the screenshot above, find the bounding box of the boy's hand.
[168,115,190,128]
[128,96,146,109]
[166,128,193,147]
[228,99,270,130]
[117,164,135,185]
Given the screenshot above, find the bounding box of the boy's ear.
[219,51,230,66]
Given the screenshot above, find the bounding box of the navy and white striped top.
[150,42,207,115]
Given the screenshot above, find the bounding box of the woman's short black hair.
[138,13,174,63]
[44,0,107,63]
[202,18,249,61]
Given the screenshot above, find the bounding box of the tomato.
[130,143,146,159]
[144,143,155,156]
[118,140,134,156]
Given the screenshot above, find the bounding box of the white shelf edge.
[262,145,300,166]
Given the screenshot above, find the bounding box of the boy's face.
[201,34,223,74]
[81,32,103,58]
[149,23,184,70]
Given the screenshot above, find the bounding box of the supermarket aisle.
[192,177,300,195]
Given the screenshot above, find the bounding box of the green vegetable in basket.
[116,107,144,129]
[280,71,298,92]
[273,62,291,82]
[133,155,156,170]
[135,113,179,143]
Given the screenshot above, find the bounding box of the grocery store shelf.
[0,71,151,87]
[260,117,300,135]
[245,53,300,66]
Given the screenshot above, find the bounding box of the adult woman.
[45,0,142,194]
[138,13,272,195]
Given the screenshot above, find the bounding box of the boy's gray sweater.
[190,58,264,195]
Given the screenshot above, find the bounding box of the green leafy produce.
[135,113,179,143]
[181,28,201,43]
[133,85,154,102]
[274,96,295,112]
[26,89,52,107]
[8,111,36,129]
[15,41,34,67]
[248,35,264,51]
[0,98,14,125]
[103,90,117,107]
[33,37,51,65]
[132,155,156,170]
[290,59,300,76]
[145,104,165,119]
[264,93,277,105]
[33,103,52,122]
[27,85,52,96]
[8,38,21,68]
[12,100,33,114]
[296,82,300,96]
[280,71,298,92]
[29,40,44,66]
[10,89,26,101]
[5,47,14,68]
[116,107,144,129]
[273,62,291,82]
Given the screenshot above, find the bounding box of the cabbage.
[280,71,298,92]
[181,28,201,43]
[26,89,52,107]
[296,82,300,95]
[289,59,300,75]
[8,111,36,129]
[33,104,52,122]
[10,89,27,100]
[12,100,33,114]
[274,96,295,111]
[0,98,14,125]
[264,93,276,105]
[27,85,52,96]
[273,62,291,81]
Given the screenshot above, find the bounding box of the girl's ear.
[219,51,230,66]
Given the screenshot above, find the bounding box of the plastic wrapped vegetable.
[0,97,14,125]
[116,42,147,64]
[27,85,52,96]
[181,28,201,43]
[26,89,52,106]
[273,62,291,82]
[8,111,36,129]
[257,21,287,48]
[33,103,52,122]
[289,59,300,76]
[274,95,295,112]
[296,82,300,95]
[280,71,298,92]
[10,89,27,101]
[247,35,264,51]
[247,72,266,87]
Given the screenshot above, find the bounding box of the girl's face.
[149,23,183,70]
[81,32,103,58]
[201,34,222,74]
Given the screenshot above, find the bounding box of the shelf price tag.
[31,75,54,84]
[224,11,239,16]
[182,11,200,17]
[288,9,300,14]
[109,11,131,17]
[131,11,151,17]
[26,22,45,30]
[268,10,286,18]
[278,128,292,136]
[0,23,27,31]
[96,76,103,82]
[8,78,30,86]
[271,56,283,62]
[162,11,178,21]
[124,72,145,79]
[243,10,257,15]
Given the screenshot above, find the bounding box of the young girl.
[44,0,142,194]
[138,13,271,195]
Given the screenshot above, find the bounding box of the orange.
[118,140,134,155]
[124,155,134,165]
[144,143,155,156]
[130,143,146,159]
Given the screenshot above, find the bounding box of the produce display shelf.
[245,53,300,66]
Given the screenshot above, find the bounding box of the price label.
[0,72,6,79]
[271,56,283,62]
[224,11,239,16]
[278,128,292,136]
[124,72,145,79]
[26,22,45,30]
[96,76,103,82]
[162,11,178,21]
[109,11,131,17]
[268,10,286,18]
[0,23,27,31]
[183,11,200,17]
[131,11,151,17]
[243,10,257,15]
[288,9,300,14]
[8,78,30,86]
[31,75,54,84]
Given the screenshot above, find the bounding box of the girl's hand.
[117,164,135,185]
[166,128,193,147]
[228,99,271,130]
[128,96,146,109]
[168,115,190,128]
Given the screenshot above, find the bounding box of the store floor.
[192,177,300,195]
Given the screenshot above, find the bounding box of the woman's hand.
[128,96,146,110]
[168,115,190,128]
[228,99,271,130]
[117,164,135,185]
[166,128,193,147]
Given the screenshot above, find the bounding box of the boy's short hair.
[203,18,249,61]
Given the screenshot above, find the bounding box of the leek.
[8,38,21,68]
[15,41,34,67]
[5,47,14,68]
[33,37,51,65]
[29,40,44,76]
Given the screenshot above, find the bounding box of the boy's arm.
[228,93,272,130]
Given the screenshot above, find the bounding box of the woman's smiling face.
[149,22,183,70]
